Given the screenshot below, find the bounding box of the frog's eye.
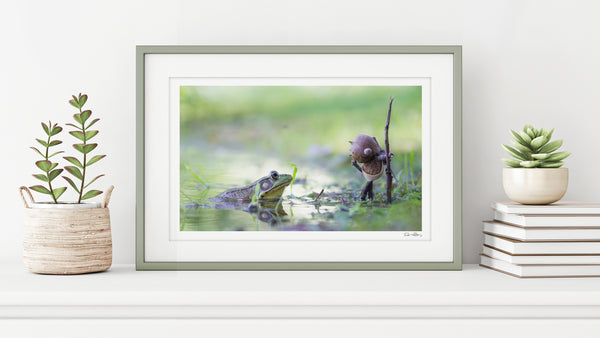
[260,180,273,191]
[270,170,279,180]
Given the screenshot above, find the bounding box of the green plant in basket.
[62,93,106,203]
[501,124,570,168]
[29,121,67,203]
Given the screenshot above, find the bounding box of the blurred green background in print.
[180,86,422,232]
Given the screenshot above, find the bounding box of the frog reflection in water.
[203,170,293,226]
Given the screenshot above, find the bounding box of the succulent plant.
[502,125,570,168]
[29,121,67,203]
[62,93,106,203]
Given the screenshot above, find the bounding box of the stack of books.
[480,201,600,278]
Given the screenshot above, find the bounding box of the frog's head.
[255,170,292,200]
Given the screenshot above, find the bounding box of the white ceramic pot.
[502,168,568,205]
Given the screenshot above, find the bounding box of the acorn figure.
[349,134,392,200]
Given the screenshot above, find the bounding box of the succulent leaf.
[502,158,522,167]
[520,160,541,168]
[530,136,548,150]
[540,161,564,168]
[531,153,550,160]
[502,144,528,161]
[546,151,571,162]
[511,140,532,155]
[539,140,563,154]
[519,131,532,143]
[542,128,554,140]
[502,125,569,168]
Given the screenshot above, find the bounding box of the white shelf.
[2,264,600,319]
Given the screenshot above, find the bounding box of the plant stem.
[384,97,394,204]
[45,132,57,203]
[77,108,86,203]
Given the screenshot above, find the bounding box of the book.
[491,201,600,215]
[480,254,600,278]
[483,233,600,255]
[483,221,600,241]
[494,211,600,228]
[482,245,600,265]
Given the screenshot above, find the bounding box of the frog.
[211,170,292,202]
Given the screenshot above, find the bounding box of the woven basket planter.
[19,186,114,275]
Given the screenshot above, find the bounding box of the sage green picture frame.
[136,45,462,270]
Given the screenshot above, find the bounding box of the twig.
[360,181,373,201]
[314,188,325,202]
[351,159,362,173]
[384,97,394,204]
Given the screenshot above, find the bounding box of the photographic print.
[137,46,461,270]
[179,85,422,232]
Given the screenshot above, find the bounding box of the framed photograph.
[136,46,462,270]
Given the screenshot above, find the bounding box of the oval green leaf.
[86,154,105,166]
[85,130,98,140]
[86,118,100,129]
[48,168,63,181]
[83,174,104,189]
[62,176,80,193]
[83,143,97,154]
[29,185,51,195]
[53,187,67,200]
[78,94,88,107]
[35,160,52,172]
[48,140,62,147]
[30,147,44,158]
[81,189,103,200]
[32,174,48,182]
[69,131,85,141]
[36,138,48,148]
[41,122,49,135]
[50,126,63,136]
[64,156,83,168]
[64,165,83,180]
[80,110,92,123]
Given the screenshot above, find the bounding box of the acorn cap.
[349,134,379,163]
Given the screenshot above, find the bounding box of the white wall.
[2,0,599,265]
